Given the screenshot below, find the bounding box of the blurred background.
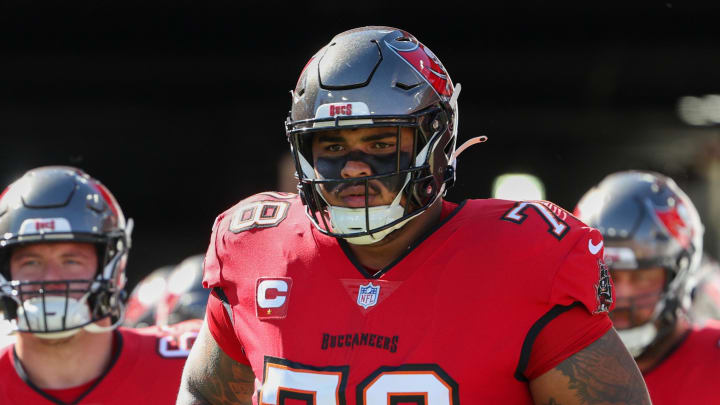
[1,2,720,292]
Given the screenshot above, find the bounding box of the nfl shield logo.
[357,282,380,309]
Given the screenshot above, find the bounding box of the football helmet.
[0,166,132,339]
[154,254,207,326]
[285,26,461,245]
[123,264,172,328]
[575,170,703,357]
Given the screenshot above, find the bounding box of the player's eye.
[326,144,345,152]
[371,142,394,149]
[64,259,82,266]
[19,259,42,268]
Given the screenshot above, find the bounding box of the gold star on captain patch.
[267,309,272,315]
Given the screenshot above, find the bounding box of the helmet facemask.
[610,267,669,357]
[0,229,131,339]
[288,107,456,245]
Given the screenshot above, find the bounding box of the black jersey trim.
[340,199,467,279]
[12,329,124,405]
[212,286,234,326]
[212,286,230,304]
[514,302,581,382]
[356,363,460,405]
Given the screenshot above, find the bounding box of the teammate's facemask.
[0,166,132,339]
[286,26,474,245]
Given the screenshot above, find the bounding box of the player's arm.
[176,319,254,405]
[529,328,651,405]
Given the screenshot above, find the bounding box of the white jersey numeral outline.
[229,200,290,233]
[157,330,199,358]
[259,357,459,405]
[502,201,570,240]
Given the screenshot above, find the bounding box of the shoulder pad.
[203,192,301,289]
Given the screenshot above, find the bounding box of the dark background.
[2,2,720,292]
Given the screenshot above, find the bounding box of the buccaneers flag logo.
[655,202,694,249]
[386,33,454,98]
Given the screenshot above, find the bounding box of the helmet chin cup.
[617,322,658,358]
[329,204,411,245]
[16,295,92,337]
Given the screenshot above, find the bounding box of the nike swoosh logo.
[588,239,604,255]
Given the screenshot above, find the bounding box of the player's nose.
[341,160,372,178]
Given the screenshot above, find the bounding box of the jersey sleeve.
[550,226,614,315]
[525,304,612,379]
[523,226,615,379]
[206,290,250,365]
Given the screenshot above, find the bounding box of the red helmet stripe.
[394,44,453,97]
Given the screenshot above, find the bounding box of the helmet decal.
[655,203,693,249]
[386,35,453,97]
[18,217,72,235]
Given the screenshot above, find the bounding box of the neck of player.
[634,316,691,373]
[15,321,114,390]
[345,198,443,273]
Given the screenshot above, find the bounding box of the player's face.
[609,266,666,329]
[311,126,415,208]
[10,242,97,299]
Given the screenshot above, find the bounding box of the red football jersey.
[204,193,613,404]
[644,320,720,404]
[0,319,201,404]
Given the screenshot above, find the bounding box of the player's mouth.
[337,184,383,207]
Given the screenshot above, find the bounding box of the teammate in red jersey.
[177,26,650,404]
[575,170,720,405]
[0,166,199,404]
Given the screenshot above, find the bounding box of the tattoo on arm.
[554,329,651,405]
[178,322,255,405]
[193,350,255,405]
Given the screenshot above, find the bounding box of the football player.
[575,170,720,404]
[177,26,650,404]
[0,166,200,404]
